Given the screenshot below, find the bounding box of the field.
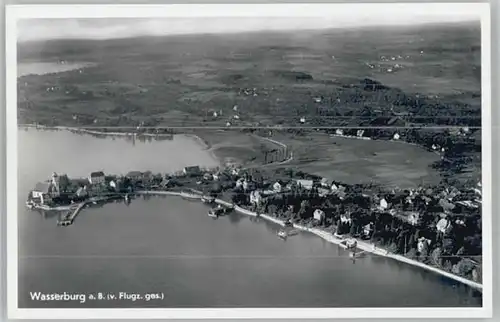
[17,21,482,187]
[191,129,279,167]
[269,131,441,188]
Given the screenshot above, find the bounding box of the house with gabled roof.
[126,171,143,181]
[296,179,314,190]
[88,171,105,185]
[32,182,55,204]
[313,209,325,222]
[183,166,202,177]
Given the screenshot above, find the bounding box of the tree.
[406,248,418,260]
[298,200,311,219]
[431,247,443,267]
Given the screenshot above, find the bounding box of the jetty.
[57,195,118,227]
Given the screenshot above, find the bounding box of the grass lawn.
[192,130,279,167]
[269,131,441,189]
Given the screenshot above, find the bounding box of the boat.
[25,201,34,209]
[201,195,215,204]
[333,232,345,239]
[208,208,220,218]
[345,238,357,250]
[277,229,288,239]
[57,219,72,227]
[349,251,366,258]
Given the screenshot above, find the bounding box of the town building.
[50,172,70,196]
[397,211,420,226]
[417,237,431,253]
[75,186,88,198]
[235,178,244,189]
[296,179,314,190]
[363,223,374,237]
[32,182,55,204]
[320,178,329,188]
[142,171,153,184]
[250,190,262,205]
[183,166,202,177]
[126,171,143,181]
[436,216,451,234]
[379,198,389,210]
[318,188,331,197]
[88,171,105,185]
[340,213,352,224]
[313,209,325,222]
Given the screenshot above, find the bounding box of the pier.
[57,195,119,227]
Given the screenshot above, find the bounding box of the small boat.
[277,230,288,239]
[201,195,215,204]
[57,219,72,227]
[345,238,357,250]
[25,201,34,209]
[349,251,366,258]
[208,208,220,218]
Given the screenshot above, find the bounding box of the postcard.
[5,3,492,319]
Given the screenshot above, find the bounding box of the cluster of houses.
[236,169,482,242]
[30,165,483,248]
[30,171,106,205]
[207,104,243,128]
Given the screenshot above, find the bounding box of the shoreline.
[20,124,172,138]
[21,125,482,292]
[134,190,483,293]
[19,125,290,168]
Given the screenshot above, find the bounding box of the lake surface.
[17,62,94,77]
[17,129,482,308]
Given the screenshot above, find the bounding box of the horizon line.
[16,19,480,44]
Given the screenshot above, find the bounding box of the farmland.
[17,21,482,187]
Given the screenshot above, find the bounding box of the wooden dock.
[57,195,118,227]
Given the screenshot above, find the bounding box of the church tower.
[51,172,60,196]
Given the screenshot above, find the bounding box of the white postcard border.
[5,3,492,319]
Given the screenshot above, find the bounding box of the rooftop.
[34,182,52,193]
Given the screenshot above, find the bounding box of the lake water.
[17,129,482,308]
[17,62,94,77]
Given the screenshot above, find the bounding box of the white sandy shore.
[136,190,482,292]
